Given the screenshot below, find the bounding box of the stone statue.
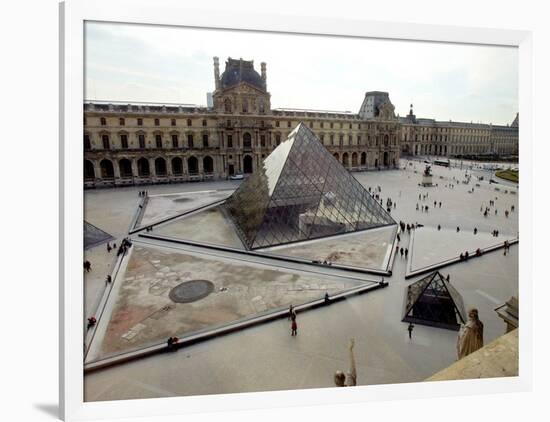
[334,338,357,387]
[457,308,484,359]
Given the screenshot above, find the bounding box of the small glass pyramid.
[223,123,396,250]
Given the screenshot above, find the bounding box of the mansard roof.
[220,58,265,91]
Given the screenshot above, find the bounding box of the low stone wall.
[426,329,518,381]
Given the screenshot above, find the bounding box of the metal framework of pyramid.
[223,123,396,250]
[402,271,467,331]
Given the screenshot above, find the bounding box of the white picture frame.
[60,0,533,420]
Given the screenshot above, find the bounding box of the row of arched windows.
[332,152,368,168]
[84,156,215,180]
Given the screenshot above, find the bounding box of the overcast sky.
[84,21,518,125]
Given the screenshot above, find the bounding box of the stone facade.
[83,57,516,188]
[400,105,518,158]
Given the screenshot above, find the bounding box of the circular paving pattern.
[169,280,215,303]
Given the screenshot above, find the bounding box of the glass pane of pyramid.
[223,123,396,250]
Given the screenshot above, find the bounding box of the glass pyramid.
[402,271,466,331]
[223,123,396,250]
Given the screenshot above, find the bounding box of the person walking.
[400,247,404,258]
[407,323,414,339]
[405,248,409,259]
[288,304,294,320]
[291,318,298,336]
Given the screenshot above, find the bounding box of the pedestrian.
[106,275,112,284]
[439,201,442,208]
[456,226,460,233]
[397,234,401,242]
[288,304,294,320]
[407,323,414,339]
[107,242,112,253]
[113,242,116,249]
[446,274,450,282]
[291,319,298,336]
[474,228,477,235]
[400,247,404,257]
[438,224,441,231]
[405,248,408,258]
[84,260,91,272]
[324,292,330,304]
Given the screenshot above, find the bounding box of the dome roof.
[220,58,265,91]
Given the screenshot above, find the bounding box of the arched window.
[137,158,150,177]
[360,152,367,166]
[333,153,340,162]
[351,152,358,167]
[171,134,179,148]
[119,159,132,178]
[171,157,183,175]
[155,157,167,176]
[243,155,253,174]
[102,134,110,150]
[84,134,91,151]
[84,160,95,180]
[242,98,248,113]
[188,156,198,175]
[243,132,252,148]
[203,156,214,174]
[120,134,128,149]
[100,159,114,178]
[342,153,349,168]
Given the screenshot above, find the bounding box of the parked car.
[229,173,244,180]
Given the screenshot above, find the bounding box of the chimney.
[213,57,220,90]
[261,62,267,89]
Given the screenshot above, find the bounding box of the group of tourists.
[106,241,117,253]
[166,336,179,351]
[138,190,148,197]
[87,316,97,329]
[117,237,133,256]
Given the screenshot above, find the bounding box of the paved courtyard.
[83,159,519,401]
[86,242,369,362]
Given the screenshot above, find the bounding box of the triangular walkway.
[223,123,396,249]
[402,271,466,331]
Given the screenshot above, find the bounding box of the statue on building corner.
[457,308,484,360]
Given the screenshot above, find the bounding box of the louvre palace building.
[83,57,518,188]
